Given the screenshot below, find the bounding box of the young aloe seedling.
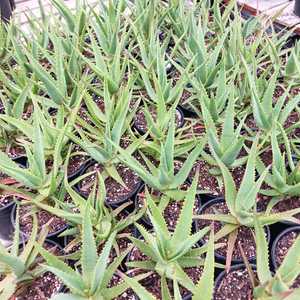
[67,80,138,186]
[0,209,49,300]
[37,204,153,300]
[33,168,145,250]
[200,95,247,173]
[127,175,216,298]
[242,59,300,134]
[195,136,300,268]
[254,220,300,299]
[200,136,300,226]
[258,125,300,198]
[175,9,227,90]
[0,108,67,197]
[113,115,206,193]
[132,40,192,140]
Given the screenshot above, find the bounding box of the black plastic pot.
[67,156,90,182]
[77,160,142,208]
[0,200,15,247]
[214,264,256,297]
[11,204,69,241]
[271,226,300,271]
[295,0,300,17]
[133,106,185,135]
[195,197,271,265]
[0,0,15,22]
[12,155,28,168]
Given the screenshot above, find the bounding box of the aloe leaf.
[212,153,237,217]
[170,226,210,261]
[171,172,198,245]
[50,294,86,300]
[0,152,41,188]
[81,203,98,288]
[43,265,86,296]
[171,137,206,189]
[146,190,171,255]
[277,235,300,286]
[161,276,172,300]
[51,0,75,32]
[91,232,116,294]
[119,273,157,300]
[0,115,33,137]
[192,230,215,300]
[109,141,159,189]
[235,137,264,213]
[36,243,75,276]
[12,84,31,119]
[0,252,25,278]
[129,235,158,262]
[25,57,64,105]
[254,218,272,285]
[32,111,46,178]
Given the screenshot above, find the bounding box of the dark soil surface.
[274,230,300,288]
[77,106,92,125]
[189,160,222,196]
[0,99,4,113]
[189,160,245,197]
[0,194,14,208]
[214,267,257,300]
[7,145,26,159]
[272,196,300,221]
[67,145,87,177]
[78,163,141,204]
[19,205,67,236]
[196,200,258,261]
[284,111,300,138]
[10,242,62,300]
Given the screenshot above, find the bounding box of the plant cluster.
[0,0,300,299]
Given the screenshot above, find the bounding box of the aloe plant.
[242,60,300,134]
[0,208,50,300]
[66,80,139,186]
[254,220,300,299]
[195,136,300,268]
[131,39,192,139]
[126,175,216,298]
[37,203,155,300]
[257,125,300,198]
[175,10,227,90]
[200,95,247,172]
[32,168,145,250]
[113,115,206,192]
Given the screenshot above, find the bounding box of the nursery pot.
[77,160,142,208]
[0,200,15,247]
[11,204,69,241]
[10,239,66,298]
[67,157,90,182]
[0,0,15,22]
[12,155,28,168]
[195,197,271,265]
[271,226,300,271]
[214,264,257,298]
[295,0,300,17]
